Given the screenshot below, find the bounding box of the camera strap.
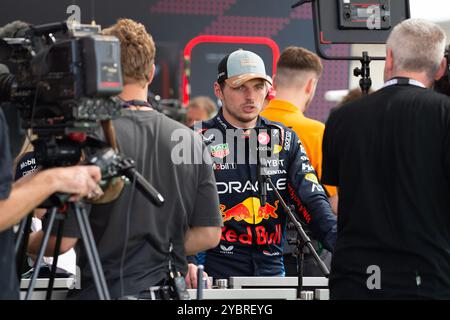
[101,120,119,152]
[88,120,124,204]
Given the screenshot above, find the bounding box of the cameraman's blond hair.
[387,19,446,81]
[103,19,156,86]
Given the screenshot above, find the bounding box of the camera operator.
[0,109,101,299]
[28,19,222,300]
[323,18,450,299]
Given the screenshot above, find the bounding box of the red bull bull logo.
[220,197,279,224]
[220,198,282,246]
[257,200,279,220]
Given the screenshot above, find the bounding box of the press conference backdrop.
[0,0,350,155]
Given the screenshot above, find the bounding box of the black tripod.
[260,168,329,299]
[14,139,165,300]
[20,197,111,300]
[353,51,373,95]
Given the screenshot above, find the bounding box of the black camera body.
[0,21,123,135]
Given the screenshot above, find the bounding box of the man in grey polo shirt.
[28,18,222,299]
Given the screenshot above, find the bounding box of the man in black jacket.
[323,18,450,299]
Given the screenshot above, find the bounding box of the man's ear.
[214,82,223,100]
[305,77,317,95]
[434,57,447,81]
[385,48,394,75]
[272,74,277,90]
[148,64,156,84]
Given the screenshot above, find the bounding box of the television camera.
[0,20,163,206]
[0,21,123,168]
[1,20,164,300]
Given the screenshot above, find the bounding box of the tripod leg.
[15,213,32,253]
[24,207,58,300]
[15,213,33,278]
[296,241,304,299]
[46,215,65,300]
[78,205,111,300]
[72,203,110,300]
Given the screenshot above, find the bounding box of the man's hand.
[49,165,102,200]
[1,165,102,231]
[185,263,212,289]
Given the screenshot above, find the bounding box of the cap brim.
[224,73,272,88]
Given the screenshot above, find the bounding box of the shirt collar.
[265,99,304,116]
[215,108,262,131]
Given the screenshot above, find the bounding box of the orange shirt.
[261,99,337,197]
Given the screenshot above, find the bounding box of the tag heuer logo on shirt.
[211,143,230,159]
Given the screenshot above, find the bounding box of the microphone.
[0,21,68,39]
[257,159,267,207]
[253,126,270,207]
[87,148,165,207]
[29,22,68,37]
[0,20,31,38]
[123,167,165,207]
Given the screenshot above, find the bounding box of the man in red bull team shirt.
[190,49,337,279]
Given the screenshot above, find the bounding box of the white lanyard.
[383,78,426,89]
